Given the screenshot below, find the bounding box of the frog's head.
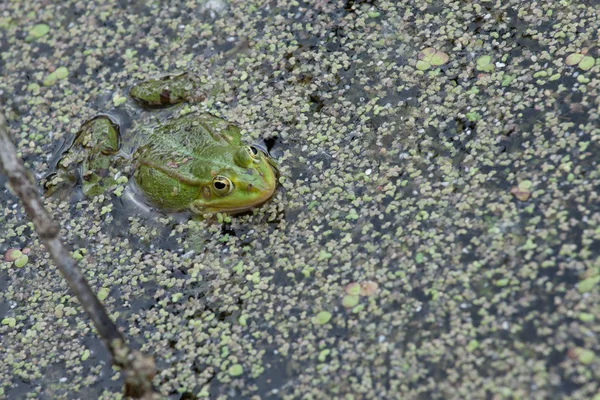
[190,145,278,214]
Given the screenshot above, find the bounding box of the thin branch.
[0,111,158,399]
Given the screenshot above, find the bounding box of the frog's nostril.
[248,184,253,190]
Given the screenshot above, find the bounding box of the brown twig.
[0,111,158,399]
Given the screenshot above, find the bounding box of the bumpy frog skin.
[134,113,277,214]
[45,73,278,215]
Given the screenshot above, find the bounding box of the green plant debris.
[14,255,28,268]
[43,67,69,86]
[476,55,494,72]
[416,47,450,71]
[97,287,110,301]
[313,311,332,325]
[26,23,50,41]
[342,294,359,308]
[566,53,595,71]
[228,364,244,377]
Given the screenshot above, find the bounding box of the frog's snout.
[246,174,275,192]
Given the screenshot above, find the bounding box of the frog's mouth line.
[202,183,277,214]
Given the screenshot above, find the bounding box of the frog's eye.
[213,176,234,196]
[247,146,261,163]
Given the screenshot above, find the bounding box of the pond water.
[0,0,599,398]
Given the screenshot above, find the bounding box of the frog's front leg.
[129,73,206,106]
[44,116,121,198]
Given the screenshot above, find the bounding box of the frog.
[44,73,278,215]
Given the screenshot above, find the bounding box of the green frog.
[44,74,278,214]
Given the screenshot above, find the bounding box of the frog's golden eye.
[213,176,233,196]
[247,146,261,163]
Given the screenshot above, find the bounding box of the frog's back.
[133,112,245,195]
[141,113,241,159]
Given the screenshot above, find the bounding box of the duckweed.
[476,55,494,72]
[314,311,332,325]
[26,23,50,41]
[565,53,596,71]
[416,47,450,71]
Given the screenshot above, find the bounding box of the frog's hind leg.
[44,116,121,199]
[129,73,206,107]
